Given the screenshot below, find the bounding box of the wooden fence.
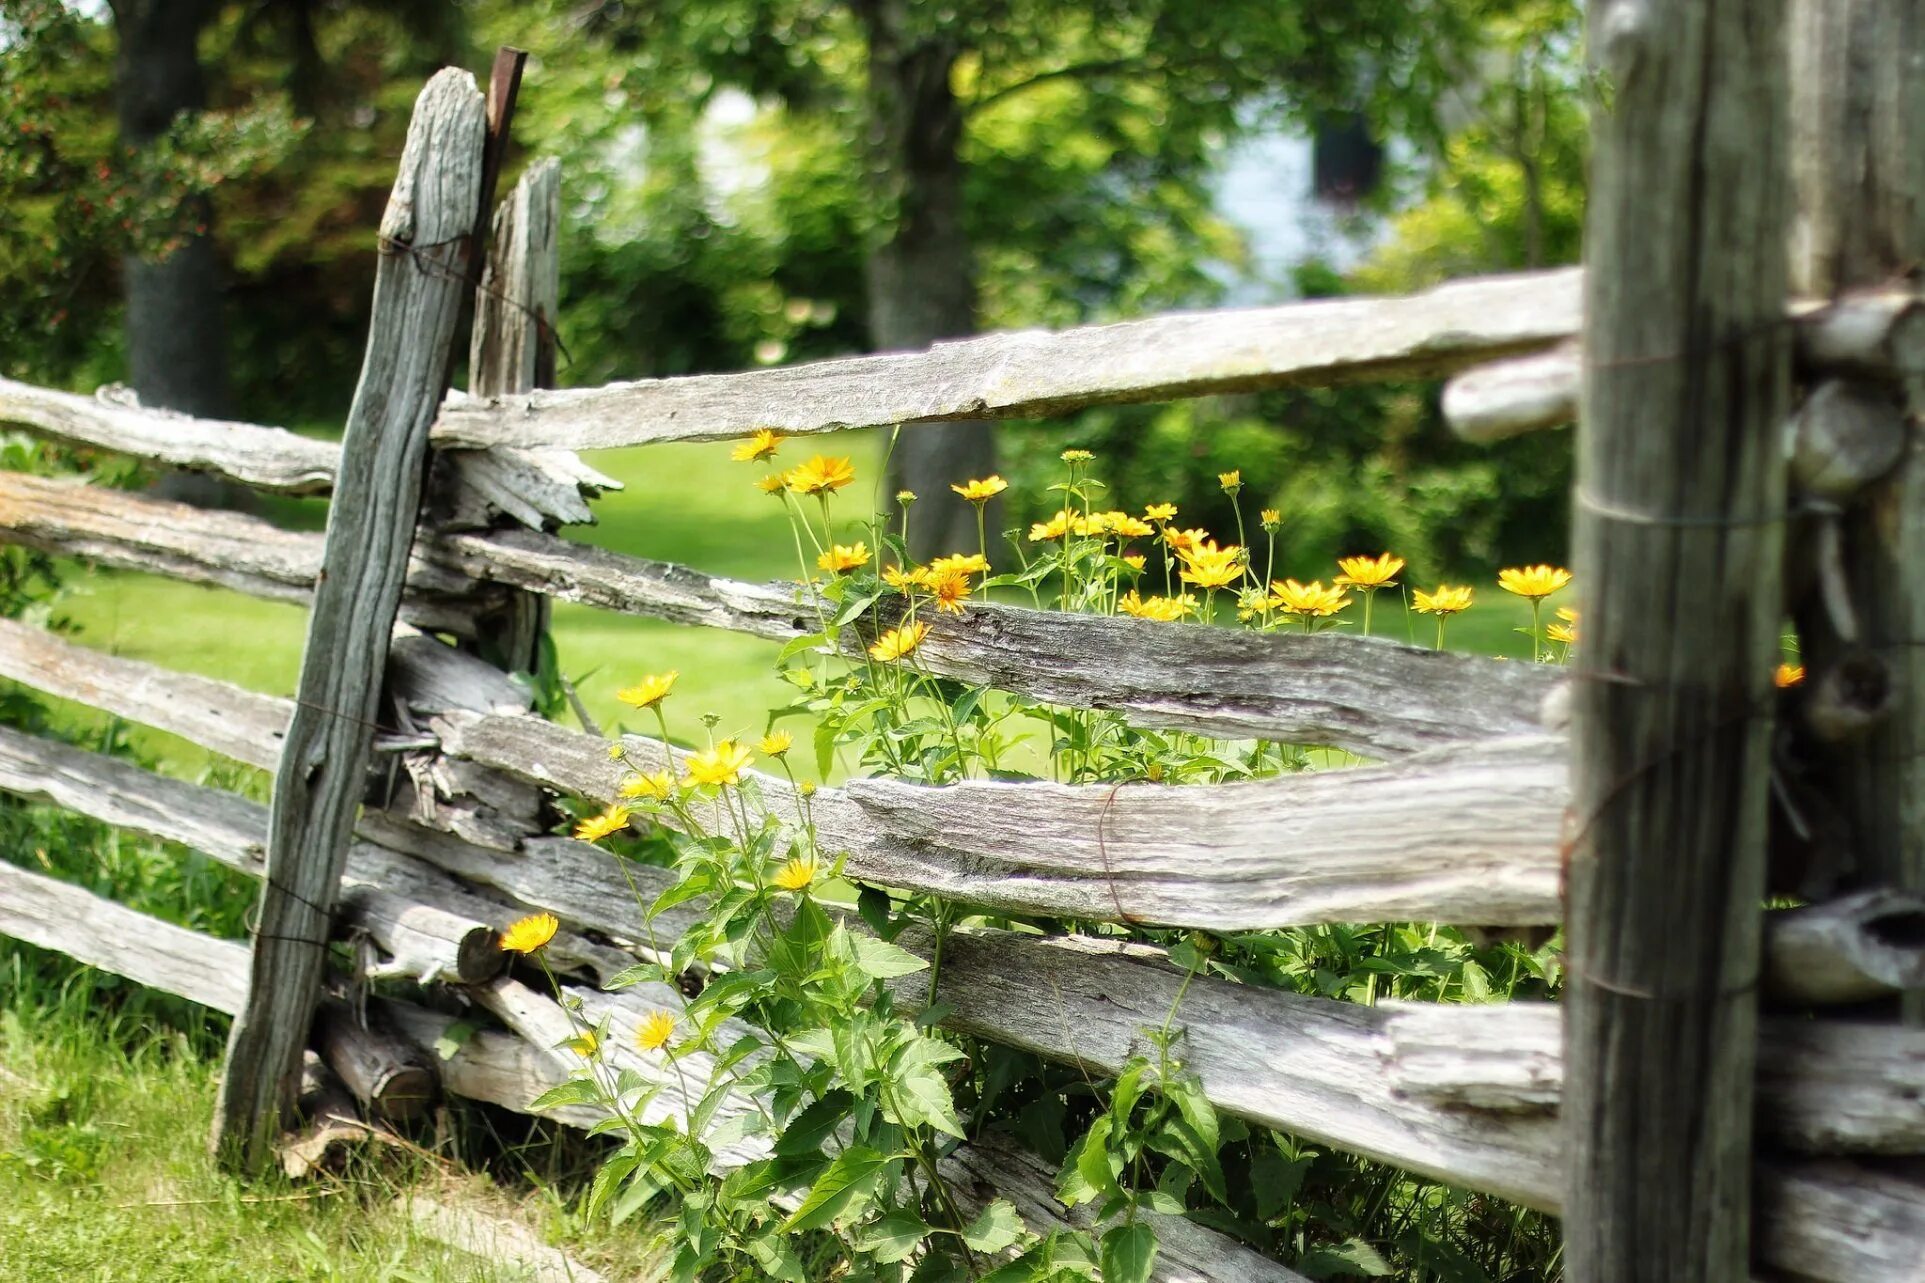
[2,23,1923,1282]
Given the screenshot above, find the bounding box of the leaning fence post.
[1564,2,1789,1278]
[212,67,487,1173]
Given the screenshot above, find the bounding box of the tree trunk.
[855,0,997,561]
[110,0,235,507]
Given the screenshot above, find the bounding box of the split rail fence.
[2,26,1924,1282]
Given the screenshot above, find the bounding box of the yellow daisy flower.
[618,771,675,801]
[1412,585,1474,616]
[817,542,872,573]
[1122,554,1146,572]
[1060,448,1094,463]
[1335,553,1404,589]
[927,552,989,577]
[928,572,973,614]
[1143,503,1178,523]
[617,671,678,709]
[730,429,782,462]
[563,1030,598,1058]
[574,806,632,843]
[773,854,817,892]
[1118,590,1196,622]
[1498,565,1573,600]
[1028,509,1076,541]
[869,621,930,662]
[883,564,927,591]
[1177,541,1244,590]
[756,474,786,494]
[785,455,857,495]
[1260,508,1281,531]
[1269,579,1351,618]
[951,476,1008,503]
[1218,470,1242,491]
[499,912,559,954]
[684,740,753,788]
[757,730,794,757]
[1776,662,1805,688]
[1163,526,1209,554]
[636,1009,676,1052]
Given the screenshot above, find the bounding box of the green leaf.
[1297,1238,1392,1279]
[1099,1222,1157,1283]
[781,1145,890,1233]
[602,962,658,992]
[848,932,930,980]
[747,1231,809,1281]
[584,1149,639,1220]
[961,1198,1025,1254]
[857,884,896,937]
[880,1035,966,1137]
[1251,1147,1309,1221]
[855,1210,931,1264]
[775,1088,854,1157]
[431,1019,477,1061]
[1109,1058,1150,1125]
[1056,1115,1111,1207]
[777,631,830,663]
[527,1077,604,1113]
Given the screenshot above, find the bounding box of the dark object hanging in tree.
[1313,113,1382,204]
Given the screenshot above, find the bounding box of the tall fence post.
[463,154,561,673]
[212,67,487,1173]
[1786,0,1925,1021]
[1564,2,1789,1278]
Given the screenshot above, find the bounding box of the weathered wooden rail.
[1,32,1922,1283]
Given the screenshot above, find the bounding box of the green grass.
[0,970,665,1282]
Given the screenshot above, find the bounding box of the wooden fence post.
[212,67,486,1173]
[1786,0,1925,1021]
[463,155,561,673]
[1564,2,1789,1279]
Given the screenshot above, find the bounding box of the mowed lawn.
[45,429,1556,783]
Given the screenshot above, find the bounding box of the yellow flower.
[1547,622,1578,646]
[757,730,794,757]
[574,805,632,843]
[1269,578,1351,618]
[1102,512,1154,539]
[1060,448,1094,463]
[869,620,930,662]
[1335,553,1404,590]
[1164,526,1209,554]
[1178,540,1244,590]
[1556,606,1579,625]
[1118,590,1196,622]
[883,564,927,591]
[619,770,675,801]
[499,912,559,954]
[636,1009,676,1052]
[817,542,872,573]
[1498,565,1573,600]
[617,671,678,709]
[730,429,782,462]
[684,739,753,788]
[1260,508,1281,531]
[785,454,857,495]
[756,474,786,494]
[1122,554,1146,572]
[1236,586,1274,621]
[1143,503,1178,523]
[606,742,627,760]
[928,552,989,577]
[1412,585,1474,616]
[1028,509,1076,541]
[1218,470,1242,491]
[951,475,1008,503]
[563,1030,598,1058]
[929,572,973,614]
[1776,662,1806,688]
[773,854,817,892]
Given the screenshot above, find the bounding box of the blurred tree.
[107,0,230,426]
[567,0,1486,556]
